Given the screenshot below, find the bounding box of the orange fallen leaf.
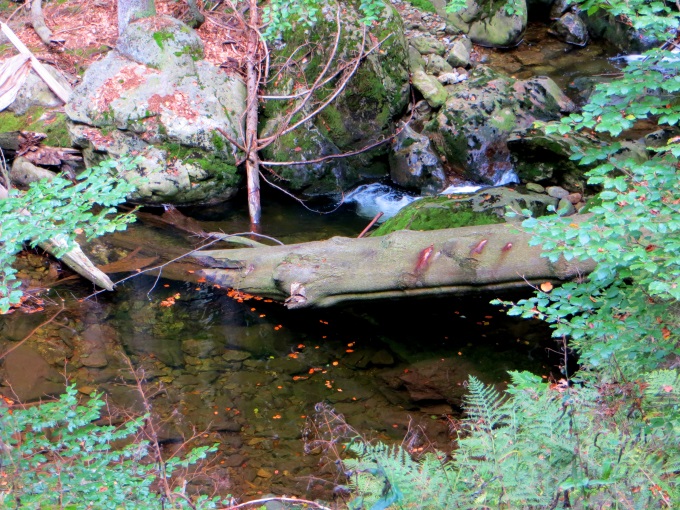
[540,282,553,292]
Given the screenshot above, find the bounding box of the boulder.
[550,12,589,46]
[446,0,528,48]
[389,123,447,194]
[507,124,597,188]
[371,186,558,236]
[426,66,575,184]
[66,16,246,206]
[261,2,410,196]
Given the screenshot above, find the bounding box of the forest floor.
[0,0,246,80]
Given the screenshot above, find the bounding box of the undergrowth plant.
[0,385,219,509]
[0,158,137,313]
[342,0,680,507]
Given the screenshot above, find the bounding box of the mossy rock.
[260,0,410,195]
[0,107,71,147]
[371,186,558,236]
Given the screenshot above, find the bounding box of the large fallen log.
[195,217,596,308]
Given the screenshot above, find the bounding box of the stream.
[0,22,623,502]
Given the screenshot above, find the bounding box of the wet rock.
[123,334,184,367]
[66,16,245,207]
[550,12,590,46]
[445,40,470,68]
[425,54,453,75]
[550,0,573,19]
[508,125,595,187]
[221,453,247,467]
[222,324,292,357]
[0,345,65,402]
[370,350,396,366]
[265,357,308,376]
[380,357,484,406]
[389,122,447,194]
[428,67,574,184]
[411,69,448,108]
[410,35,447,56]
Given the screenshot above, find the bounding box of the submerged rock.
[66,16,246,206]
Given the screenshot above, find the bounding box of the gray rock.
[546,186,570,199]
[411,69,448,108]
[557,198,576,216]
[222,349,252,362]
[446,0,527,48]
[550,0,572,19]
[428,67,574,184]
[525,182,545,193]
[8,65,73,116]
[66,16,246,207]
[426,54,453,75]
[410,35,447,56]
[550,12,590,46]
[445,40,470,68]
[438,71,468,85]
[389,123,447,193]
[408,45,427,71]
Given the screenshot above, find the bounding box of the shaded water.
[0,189,561,501]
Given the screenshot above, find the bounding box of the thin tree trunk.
[117,0,156,36]
[244,0,261,228]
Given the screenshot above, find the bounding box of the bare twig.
[357,212,383,238]
[259,169,346,215]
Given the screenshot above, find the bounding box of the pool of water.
[0,187,563,502]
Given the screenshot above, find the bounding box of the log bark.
[194,217,596,309]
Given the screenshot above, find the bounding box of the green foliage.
[263,0,386,40]
[347,0,680,506]
[0,159,138,313]
[346,372,680,507]
[0,385,220,509]
[406,0,436,13]
[446,0,524,18]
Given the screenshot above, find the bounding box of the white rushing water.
[346,168,520,221]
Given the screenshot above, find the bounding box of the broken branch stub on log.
[195,217,596,309]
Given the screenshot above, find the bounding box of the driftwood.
[0,183,114,291]
[195,218,596,309]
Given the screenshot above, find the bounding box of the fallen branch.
[0,22,70,103]
[31,0,63,46]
